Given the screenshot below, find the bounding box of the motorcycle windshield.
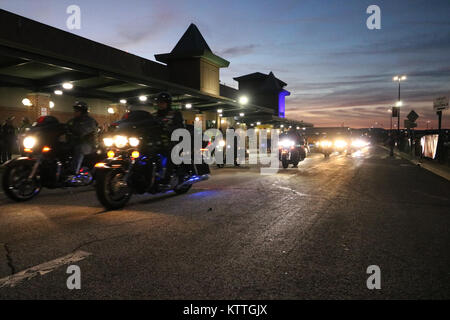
[107,110,162,139]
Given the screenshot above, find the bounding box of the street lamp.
[393,75,407,132]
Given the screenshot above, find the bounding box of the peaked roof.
[155,23,229,67]
[233,72,287,88]
[260,72,282,92]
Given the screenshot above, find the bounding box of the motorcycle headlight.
[320,140,332,147]
[280,139,294,148]
[334,140,347,148]
[352,139,368,148]
[23,136,37,149]
[114,135,128,148]
[103,137,113,147]
[129,137,140,147]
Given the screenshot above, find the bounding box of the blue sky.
[1,0,449,128]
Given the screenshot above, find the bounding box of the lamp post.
[393,75,406,133]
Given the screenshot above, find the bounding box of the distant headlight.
[114,135,128,148]
[103,137,113,147]
[334,140,347,148]
[23,136,37,149]
[129,137,140,147]
[352,139,368,148]
[280,139,295,148]
[320,140,332,148]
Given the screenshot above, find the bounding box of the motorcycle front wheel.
[95,169,132,210]
[2,161,41,201]
[281,155,289,169]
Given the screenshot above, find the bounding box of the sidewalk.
[380,145,450,181]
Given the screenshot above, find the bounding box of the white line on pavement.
[0,250,91,288]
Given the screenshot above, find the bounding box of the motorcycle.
[278,138,306,169]
[95,110,210,210]
[316,139,333,158]
[1,116,103,201]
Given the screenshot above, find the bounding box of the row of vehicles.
[1,111,371,208]
[1,111,210,210]
[315,137,370,157]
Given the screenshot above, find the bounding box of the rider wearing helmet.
[154,92,185,182]
[66,101,98,178]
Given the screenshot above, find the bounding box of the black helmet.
[155,92,172,105]
[73,101,88,113]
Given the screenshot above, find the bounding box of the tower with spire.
[155,23,229,96]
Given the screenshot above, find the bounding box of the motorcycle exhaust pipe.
[178,174,209,188]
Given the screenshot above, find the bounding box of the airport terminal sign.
[433,96,449,111]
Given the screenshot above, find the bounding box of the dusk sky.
[1,0,449,128]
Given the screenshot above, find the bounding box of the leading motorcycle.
[95,110,210,210]
[279,137,307,169]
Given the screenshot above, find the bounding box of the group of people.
[0,92,183,184]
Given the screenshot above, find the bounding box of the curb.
[379,145,450,181]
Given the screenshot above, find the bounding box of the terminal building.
[0,9,313,131]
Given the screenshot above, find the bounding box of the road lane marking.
[0,250,91,288]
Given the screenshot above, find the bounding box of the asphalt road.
[0,146,449,299]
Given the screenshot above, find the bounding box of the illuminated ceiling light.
[185,103,192,109]
[195,117,200,122]
[120,99,127,104]
[107,107,115,114]
[239,96,249,105]
[54,90,63,95]
[219,113,223,117]
[239,113,245,117]
[256,121,261,125]
[139,95,147,102]
[395,101,403,107]
[49,101,55,109]
[289,125,292,128]
[22,98,32,106]
[62,82,73,90]
[217,109,223,113]
[280,124,284,128]
[212,120,216,124]
[236,122,240,125]
[250,123,254,126]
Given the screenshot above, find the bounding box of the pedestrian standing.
[2,116,17,162]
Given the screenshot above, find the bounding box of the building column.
[26,93,50,119]
[107,103,127,122]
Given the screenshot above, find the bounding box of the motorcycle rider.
[153,92,185,182]
[280,128,306,167]
[66,101,98,180]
